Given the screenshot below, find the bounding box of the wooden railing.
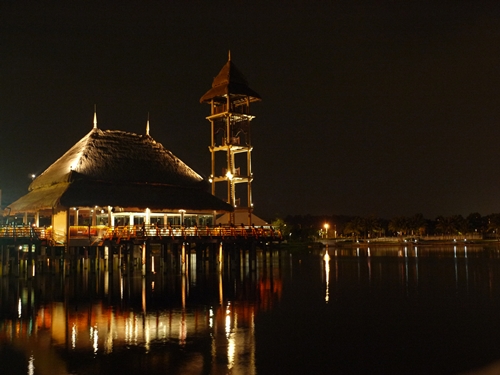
[0,224,282,243]
[0,226,50,240]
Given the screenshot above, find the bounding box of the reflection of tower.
[200,52,261,224]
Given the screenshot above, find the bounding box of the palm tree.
[344,217,363,239]
[388,216,409,236]
[487,213,500,237]
[466,212,486,234]
[408,213,427,236]
[435,215,466,235]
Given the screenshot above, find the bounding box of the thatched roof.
[200,58,261,104]
[30,128,204,190]
[6,129,233,214]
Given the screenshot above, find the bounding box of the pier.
[0,224,282,277]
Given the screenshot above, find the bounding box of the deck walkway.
[0,224,282,245]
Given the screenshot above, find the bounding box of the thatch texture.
[30,129,204,190]
[6,129,232,214]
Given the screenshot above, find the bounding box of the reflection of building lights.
[227,335,235,370]
[225,304,232,337]
[18,298,22,318]
[93,326,99,354]
[209,307,214,328]
[28,354,35,375]
[145,319,150,353]
[134,315,138,344]
[72,323,77,349]
[90,326,99,354]
[225,314,231,337]
[120,277,124,300]
[106,328,113,354]
[179,314,187,345]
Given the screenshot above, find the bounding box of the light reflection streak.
[90,326,99,354]
[367,248,372,286]
[465,246,469,294]
[182,274,187,309]
[405,247,409,291]
[72,323,77,349]
[225,303,232,337]
[120,274,124,300]
[145,318,150,353]
[179,311,187,346]
[219,270,223,305]
[323,250,330,303]
[142,277,146,313]
[134,315,138,344]
[28,354,34,375]
[105,320,113,354]
[415,247,419,286]
[227,333,235,370]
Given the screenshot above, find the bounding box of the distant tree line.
[270,212,500,242]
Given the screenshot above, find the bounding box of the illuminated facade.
[4,113,232,246]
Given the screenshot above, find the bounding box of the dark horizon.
[2,2,500,220]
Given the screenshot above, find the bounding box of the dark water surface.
[2,245,500,374]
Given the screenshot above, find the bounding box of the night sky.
[1,1,500,220]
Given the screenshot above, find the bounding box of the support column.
[145,241,152,276]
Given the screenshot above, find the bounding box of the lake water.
[2,244,500,374]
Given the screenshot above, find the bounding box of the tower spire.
[146,112,150,136]
[228,50,231,61]
[93,104,97,129]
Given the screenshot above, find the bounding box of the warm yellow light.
[226,171,233,180]
[324,223,329,230]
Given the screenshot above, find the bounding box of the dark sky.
[1,1,500,220]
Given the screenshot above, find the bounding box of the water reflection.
[0,248,283,375]
[4,245,500,374]
[319,244,500,302]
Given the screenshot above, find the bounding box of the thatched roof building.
[7,127,232,215]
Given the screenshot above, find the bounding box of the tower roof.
[200,57,261,103]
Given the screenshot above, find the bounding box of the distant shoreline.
[319,237,500,247]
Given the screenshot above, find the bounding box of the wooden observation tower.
[200,53,261,225]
